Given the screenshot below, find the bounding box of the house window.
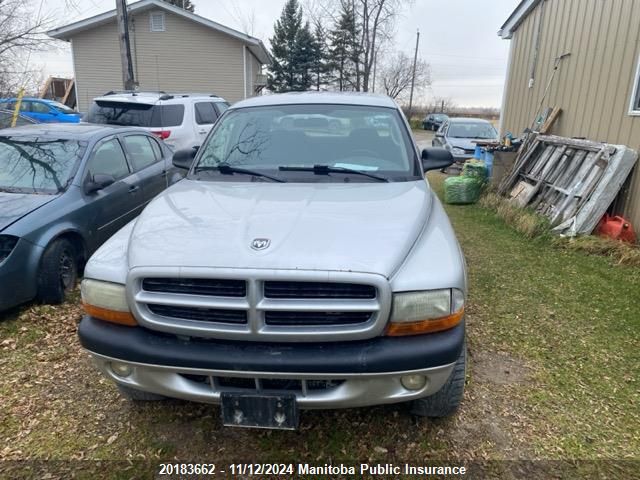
[630,57,640,115]
[150,12,165,32]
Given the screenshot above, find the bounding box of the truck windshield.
[0,137,85,194]
[193,104,420,182]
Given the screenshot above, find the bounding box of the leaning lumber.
[497,134,638,236]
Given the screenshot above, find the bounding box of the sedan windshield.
[193,104,419,182]
[0,137,85,194]
[448,122,497,139]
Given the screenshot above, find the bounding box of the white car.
[85,91,229,151]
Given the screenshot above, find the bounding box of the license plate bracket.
[220,392,299,430]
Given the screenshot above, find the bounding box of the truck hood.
[0,192,58,232]
[128,179,432,277]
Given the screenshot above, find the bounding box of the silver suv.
[86,91,229,152]
[78,92,466,430]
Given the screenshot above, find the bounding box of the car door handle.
[198,129,208,134]
[128,185,140,193]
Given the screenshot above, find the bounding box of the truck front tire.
[410,343,466,418]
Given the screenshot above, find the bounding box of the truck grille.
[142,278,246,297]
[130,269,391,342]
[148,304,247,324]
[264,281,376,299]
[264,311,372,326]
[179,374,344,395]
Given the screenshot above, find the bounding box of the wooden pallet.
[499,135,617,228]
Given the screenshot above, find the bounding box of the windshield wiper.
[195,164,286,183]
[278,165,389,182]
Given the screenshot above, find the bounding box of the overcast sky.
[34,0,519,107]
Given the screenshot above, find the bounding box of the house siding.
[71,9,257,111]
[71,22,122,111]
[501,0,640,228]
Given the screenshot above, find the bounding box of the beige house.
[48,0,270,111]
[498,0,640,228]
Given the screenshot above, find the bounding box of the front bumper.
[0,238,43,311]
[79,316,464,409]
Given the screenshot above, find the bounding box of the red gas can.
[596,215,637,244]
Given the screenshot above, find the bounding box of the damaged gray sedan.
[0,123,180,311]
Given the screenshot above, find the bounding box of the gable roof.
[498,0,543,39]
[47,0,270,64]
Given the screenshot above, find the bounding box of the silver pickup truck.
[78,92,467,430]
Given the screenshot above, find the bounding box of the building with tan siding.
[48,0,269,112]
[499,0,640,229]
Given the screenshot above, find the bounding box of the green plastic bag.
[444,176,484,204]
[462,160,488,180]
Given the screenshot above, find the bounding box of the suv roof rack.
[160,92,220,98]
[103,90,167,96]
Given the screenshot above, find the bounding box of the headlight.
[0,235,19,263]
[387,289,464,336]
[81,279,137,326]
[451,147,466,155]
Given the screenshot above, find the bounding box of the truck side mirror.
[421,148,454,172]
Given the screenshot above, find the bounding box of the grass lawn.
[0,173,638,479]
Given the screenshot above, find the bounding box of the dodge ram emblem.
[251,238,271,250]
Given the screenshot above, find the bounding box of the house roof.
[498,0,543,39]
[47,0,270,64]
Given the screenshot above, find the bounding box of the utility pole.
[371,48,378,93]
[407,29,420,120]
[116,0,136,90]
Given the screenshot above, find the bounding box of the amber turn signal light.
[386,308,464,336]
[82,303,138,326]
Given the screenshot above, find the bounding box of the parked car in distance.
[422,113,449,131]
[0,108,38,129]
[78,92,467,431]
[0,98,81,123]
[0,123,183,312]
[432,117,498,162]
[85,91,230,152]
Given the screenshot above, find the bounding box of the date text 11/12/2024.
[157,463,468,476]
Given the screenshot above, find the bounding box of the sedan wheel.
[37,239,78,304]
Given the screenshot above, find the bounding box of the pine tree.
[329,4,360,91]
[268,0,304,92]
[162,0,195,12]
[294,22,317,91]
[311,22,330,90]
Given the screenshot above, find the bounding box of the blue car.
[0,98,81,123]
[0,123,184,311]
[0,108,38,128]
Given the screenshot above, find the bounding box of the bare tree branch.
[0,0,55,95]
[378,50,430,101]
